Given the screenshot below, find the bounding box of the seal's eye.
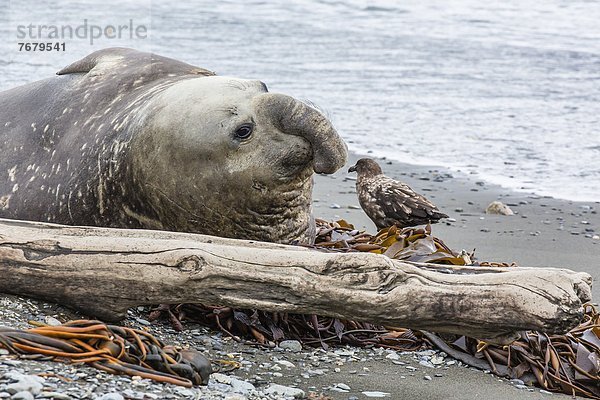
[234,124,253,140]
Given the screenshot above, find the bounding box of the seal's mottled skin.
[0,48,347,243]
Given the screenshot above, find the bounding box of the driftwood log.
[0,218,593,341]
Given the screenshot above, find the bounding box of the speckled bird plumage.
[348,158,448,229]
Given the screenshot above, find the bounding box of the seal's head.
[130,76,347,243]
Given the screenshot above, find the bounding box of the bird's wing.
[371,177,446,221]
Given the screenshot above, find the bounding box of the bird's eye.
[234,124,253,140]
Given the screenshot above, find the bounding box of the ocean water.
[1,0,599,202]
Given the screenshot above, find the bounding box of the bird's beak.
[348,165,357,173]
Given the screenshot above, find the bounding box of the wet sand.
[307,152,599,399]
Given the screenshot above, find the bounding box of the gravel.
[0,293,548,399]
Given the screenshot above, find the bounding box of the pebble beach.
[2,151,598,400]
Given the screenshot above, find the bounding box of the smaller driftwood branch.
[0,218,592,341]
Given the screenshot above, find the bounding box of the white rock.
[265,384,305,399]
[275,360,295,368]
[10,392,34,400]
[485,201,514,215]
[279,340,302,352]
[430,354,445,365]
[385,351,400,361]
[40,392,73,399]
[514,384,529,390]
[334,383,351,391]
[362,391,390,398]
[224,395,247,400]
[43,316,62,326]
[334,349,355,357]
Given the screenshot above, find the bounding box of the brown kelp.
[0,320,211,387]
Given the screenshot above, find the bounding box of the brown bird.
[348,158,448,229]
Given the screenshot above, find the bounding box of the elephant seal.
[0,48,347,243]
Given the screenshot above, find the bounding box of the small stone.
[135,318,151,326]
[514,384,529,390]
[385,351,400,361]
[275,360,295,368]
[10,392,34,400]
[454,208,464,212]
[329,203,341,209]
[540,389,553,395]
[307,369,325,376]
[424,375,432,381]
[173,388,195,398]
[5,374,44,395]
[593,235,600,240]
[44,316,62,326]
[265,384,305,398]
[415,350,436,357]
[430,355,445,365]
[211,373,232,385]
[348,205,361,210]
[224,395,247,400]
[279,340,302,352]
[0,349,9,355]
[485,201,514,216]
[39,392,72,400]
[405,366,417,371]
[230,377,255,395]
[510,379,525,386]
[334,349,355,357]
[334,383,351,391]
[362,391,390,398]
